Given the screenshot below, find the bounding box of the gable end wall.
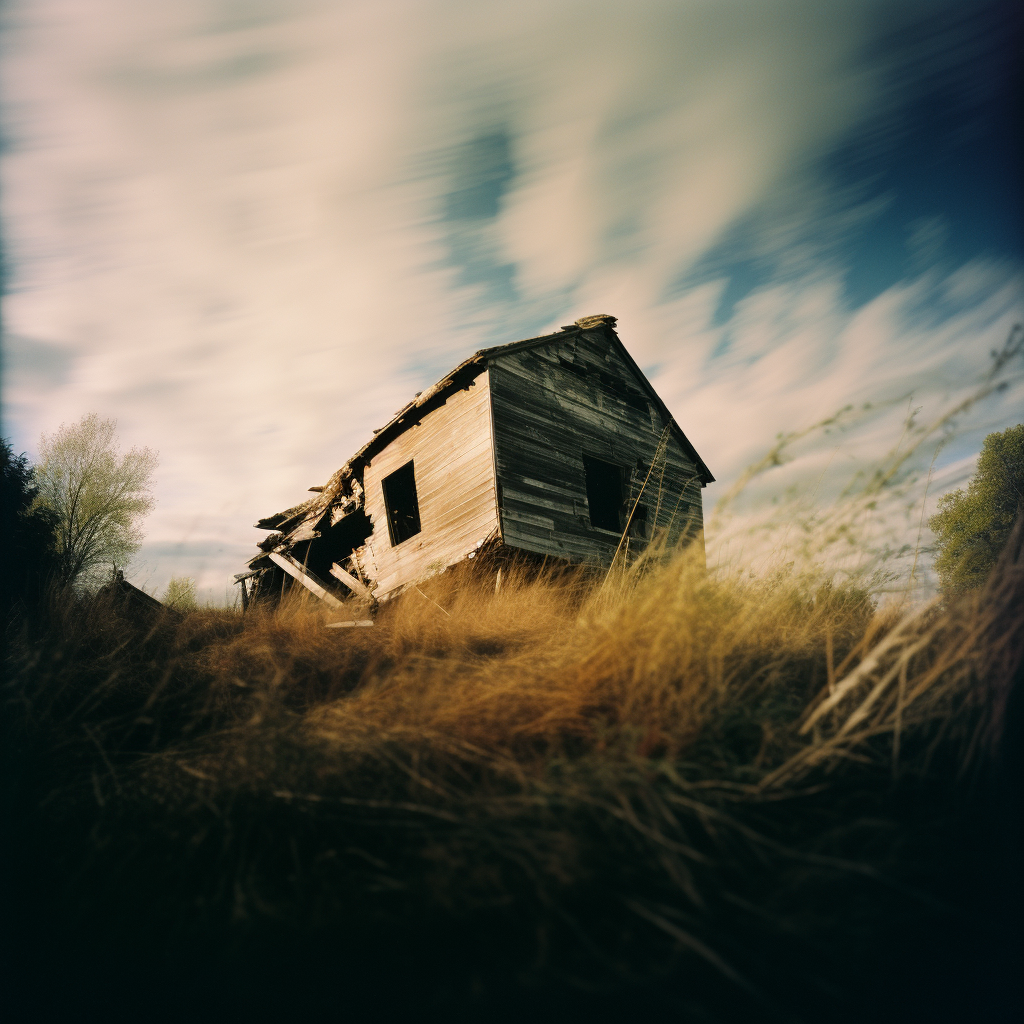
[489,330,704,565]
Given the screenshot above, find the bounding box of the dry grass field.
[3,522,1022,1022]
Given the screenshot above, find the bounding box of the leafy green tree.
[31,414,158,589]
[163,576,199,611]
[929,424,1024,594]
[1,438,60,617]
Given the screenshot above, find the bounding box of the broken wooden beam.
[267,551,345,610]
[329,562,372,600]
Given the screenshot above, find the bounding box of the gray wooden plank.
[488,339,704,567]
[361,370,498,599]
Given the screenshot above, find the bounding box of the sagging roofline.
[249,315,713,570]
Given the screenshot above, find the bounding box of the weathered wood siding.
[360,370,498,598]
[489,329,704,566]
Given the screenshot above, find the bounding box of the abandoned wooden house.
[98,569,168,622]
[237,314,713,608]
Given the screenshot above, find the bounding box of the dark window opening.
[382,461,421,546]
[583,455,623,532]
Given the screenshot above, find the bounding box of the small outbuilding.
[238,314,713,607]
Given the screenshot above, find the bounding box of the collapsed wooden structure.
[237,314,713,608]
[97,568,169,621]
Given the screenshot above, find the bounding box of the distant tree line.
[1,414,158,621]
[1,438,61,617]
[929,424,1024,595]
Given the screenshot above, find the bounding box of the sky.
[2,0,1022,601]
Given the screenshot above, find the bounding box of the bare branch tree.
[32,414,158,589]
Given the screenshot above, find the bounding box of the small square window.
[382,461,421,546]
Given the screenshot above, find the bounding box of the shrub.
[930,423,1024,594]
[163,575,199,611]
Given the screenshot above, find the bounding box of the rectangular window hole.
[382,460,421,546]
[583,454,623,532]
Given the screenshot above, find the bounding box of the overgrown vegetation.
[30,412,158,589]
[163,574,199,610]
[3,524,1021,1022]
[930,423,1024,595]
[1,438,59,618]
[4,338,1021,1021]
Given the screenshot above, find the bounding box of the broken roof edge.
[251,355,497,535]
[250,330,569,533]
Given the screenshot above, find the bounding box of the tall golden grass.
[6,330,1024,1019]
[152,511,1018,781]
[5,507,1020,1021]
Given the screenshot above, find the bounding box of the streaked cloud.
[1,0,1019,598]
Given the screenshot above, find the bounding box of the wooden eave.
[250,344,524,535]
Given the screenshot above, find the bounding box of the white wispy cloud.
[1,0,1018,599]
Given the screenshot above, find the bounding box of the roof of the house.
[253,314,713,538]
